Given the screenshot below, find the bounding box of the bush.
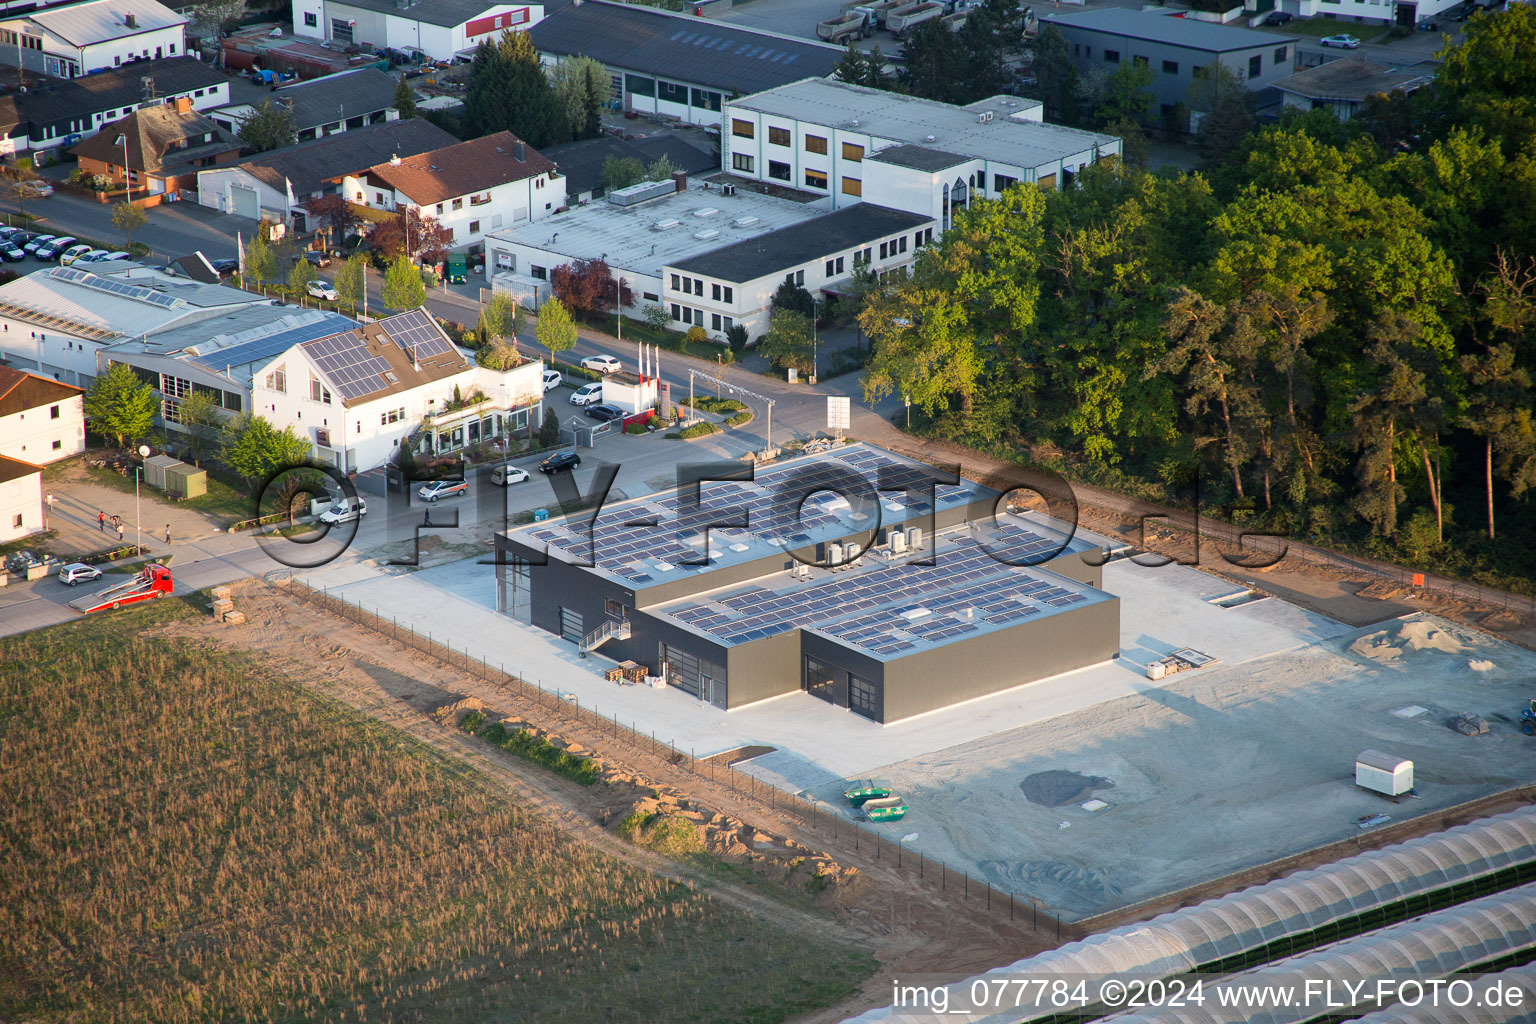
[677,421,719,440]
[625,422,648,435]
[726,323,748,352]
[725,410,754,427]
[617,810,703,856]
[478,721,600,784]
[538,407,561,448]
[458,710,486,733]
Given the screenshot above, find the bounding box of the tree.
[1097,59,1157,126]
[84,361,156,447]
[394,72,418,119]
[1188,64,1255,167]
[1436,4,1536,156]
[368,208,453,266]
[1463,250,1536,538]
[757,308,815,374]
[464,30,563,146]
[382,254,426,310]
[243,233,275,285]
[1029,25,1081,124]
[288,256,317,295]
[550,56,610,141]
[834,44,893,90]
[477,338,523,370]
[221,414,312,483]
[237,98,298,153]
[334,253,367,308]
[535,295,578,359]
[538,406,561,448]
[599,155,646,195]
[177,388,223,466]
[484,291,522,341]
[303,194,358,245]
[899,20,968,104]
[9,158,38,222]
[771,280,817,320]
[110,201,146,247]
[551,258,629,317]
[187,0,244,39]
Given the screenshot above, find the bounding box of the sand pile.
[1350,616,1472,663]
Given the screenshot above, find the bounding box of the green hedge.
[725,410,754,427]
[691,396,745,413]
[677,421,720,440]
[477,721,600,784]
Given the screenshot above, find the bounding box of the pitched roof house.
[71,96,241,195]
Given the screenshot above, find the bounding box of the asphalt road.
[1,188,253,265]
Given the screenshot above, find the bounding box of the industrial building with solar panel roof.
[496,443,1120,723]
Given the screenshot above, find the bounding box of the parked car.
[210,258,239,276]
[1320,33,1361,47]
[318,496,368,524]
[580,354,621,374]
[1266,10,1294,23]
[1450,3,1475,19]
[491,465,530,486]
[542,369,563,391]
[75,249,110,263]
[584,403,624,422]
[15,180,52,198]
[417,479,468,502]
[302,250,331,268]
[35,236,77,260]
[306,279,338,300]
[101,251,132,261]
[0,240,27,261]
[22,234,56,254]
[59,244,94,266]
[57,562,102,586]
[539,451,582,474]
[569,381,603,405]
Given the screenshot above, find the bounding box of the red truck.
[68,564,174,614]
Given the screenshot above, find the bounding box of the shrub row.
[477,721,601,785]
[676,421,720,440]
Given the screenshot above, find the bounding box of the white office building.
[0,0,187,78]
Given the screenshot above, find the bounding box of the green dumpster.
[446,252,467,285]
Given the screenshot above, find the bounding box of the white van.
[491,465,531,486]
[318,496,368,524]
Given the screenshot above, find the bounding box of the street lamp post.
[136,444,150,555]
[116,133,131,203]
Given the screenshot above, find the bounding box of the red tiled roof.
[361,131,556,206]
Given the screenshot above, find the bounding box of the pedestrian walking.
[116,522,124,542]
[164,524,171,544]
[46,492,53,509]
[423,507,432,526]
[111,514,120,530]
[98,511,105,532]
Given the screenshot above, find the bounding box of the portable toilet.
[142,454,184,491]
[166,463,207,499]
[1355,750,1414,797]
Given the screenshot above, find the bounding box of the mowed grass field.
[0,599,875,1024]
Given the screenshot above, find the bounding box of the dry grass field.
[0,597,875,1024]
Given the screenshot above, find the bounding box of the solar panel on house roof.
[51,266,181,308]
[203,314,357,369]
[305,331,393,400]
[385,308,454,360]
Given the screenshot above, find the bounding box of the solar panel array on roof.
[668,26,802,66]
[305,331,392,400]
[203,314,357,370]
[50,266,181,308]
[384,308,454,360]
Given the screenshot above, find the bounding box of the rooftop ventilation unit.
[826,542,843,568]
[693,207,720,217]
[977,111,994,123]
[899,606,931,621]
[693,229,720,240]
[651,218,681,231]
[721,183,737,196]
[890,529,907,554]
[608,178,677,207]
[732,215,759,227]
[925,134,936,142]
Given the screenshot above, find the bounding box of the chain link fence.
[282,577,1069,940]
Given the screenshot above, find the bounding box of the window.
[49,404,59,419]
[849,674,877,719]
[531,265,546,280]
[451,197,463,211]
[731,118,755,138]
[841,176,862,197]
[1104,49,1120,63]
[723,286,733,303]
[625,73,655,98]
[657,80,688,104]
[469,220,480,234]
[768,160,791,182]
[310,374,322,402]
[768,126,791,146]
[1274,46,1288,63]
[836,256,845,274]
[805,134,828,155]
[711,313,722,330]
[671,274,681,290]
[825,259,835,277]
[690,88,721,111]
[1162,59,1178,74]
[52,439,61,450]
[331,17,352,42]
[898,236,908,254]
[804,168,827,189]
[994,173,1017,192]
[732,153,754,173]
[879,241,888,259]
[265,367,286,393]
[1134,55,1148,67]
[1249,54,1262,78]
[841,141,864,162]
[693,278,702,294]
[643,291,658,301]
[670,302,681,321]
[11,514,19,529]
[470,192,491,206]
[1192,65,1208,80]
[304,11,317,26]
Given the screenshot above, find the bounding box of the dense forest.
[859,7,1536,591]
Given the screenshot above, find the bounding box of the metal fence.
[282,577,1069,939]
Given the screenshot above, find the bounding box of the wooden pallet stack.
[210,585,245,625]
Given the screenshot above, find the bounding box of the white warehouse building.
[289,0,545,61]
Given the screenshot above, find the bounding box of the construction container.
[142,454,184,491]
[1356,750,1414,796]
[165,463,207,499]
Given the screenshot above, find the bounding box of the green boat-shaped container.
[844,780,893,806]
[862,796,908,822]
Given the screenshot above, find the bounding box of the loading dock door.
[229,183,259,220]
[659,642,702,698]
[559,607,584,644]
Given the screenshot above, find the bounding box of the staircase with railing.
[578,617,631,657]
